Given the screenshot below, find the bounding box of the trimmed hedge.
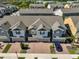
[18,57,25,59]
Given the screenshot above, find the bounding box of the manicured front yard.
[68,47,79,54]
[67,46,77,54]
[73,57,79,59]
[2,44,11,53]
[69,49,76,54]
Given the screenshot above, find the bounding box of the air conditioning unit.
[53,9,63,16]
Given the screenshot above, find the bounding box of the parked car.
[5,4,19,12]
[0,5,12,14]
[54,41,63,52]
[0,10,4,18]
[0,7,6,15]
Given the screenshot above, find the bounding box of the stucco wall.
[12,30,25,37]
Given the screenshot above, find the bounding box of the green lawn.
[2,44,11,53]
[69,49,76,54]
[52,58,58,59]
[68,47,79,54]
[18,57,25,59]
[73,57,79,59]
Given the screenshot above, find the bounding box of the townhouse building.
[0,16,67,42]
[29,4,45,8]
[0,20,11,42]
[20,8,54,16]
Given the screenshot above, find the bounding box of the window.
[40,31,45,35]
[30,30,36,35]
[56,31,60,34]
[0,29,4,33]
[15,31,20,34]
[54,35,56,38]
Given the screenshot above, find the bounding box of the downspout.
[8,29,13,42]
[25,27,28,42]
[50,29,53,42]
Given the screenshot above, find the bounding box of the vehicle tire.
[0,16,3,18]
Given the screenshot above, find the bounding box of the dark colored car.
[54,41,63,52]
[5,4,19,12]
[0,9,5,15]
[0,10,4,18]
[0,5,12,15]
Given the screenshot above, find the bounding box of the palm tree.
[71,34,77,48]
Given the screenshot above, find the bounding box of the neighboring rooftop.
[48,3,64,9]
[20,9,54,16]
[62,8,79,13]
[29,4,45,8]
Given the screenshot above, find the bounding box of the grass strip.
[18,57,25,59]
[2,44,11,53]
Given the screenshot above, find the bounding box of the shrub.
[34,57,38,59]
[20,43,29,49]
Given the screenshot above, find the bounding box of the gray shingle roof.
[62,8,79,13]
[29,4,45,8]
[20,9,53,14]
[1,16,65,30]
[10,21,26,30]
[49,4,64,8]
[0,20,11,30]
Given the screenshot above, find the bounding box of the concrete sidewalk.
[0,53,79,59]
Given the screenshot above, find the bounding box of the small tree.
[45,2,48,8]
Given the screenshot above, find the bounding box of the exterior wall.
[0,27,10,41]
[30,29,37,35]
[0,36,10,41]
[12,30,25,37]
[31,30,50,41]
[52,26,66,42]
[64,17,77,36]
[53,29,65,37]
[35,30,49,39]
[28,37,50,42]
[11,29,26,42]
[53,37,66,42]
[11,37,25,42]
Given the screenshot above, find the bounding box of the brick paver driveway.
[27,42,52,53]
[8,43,21,53]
